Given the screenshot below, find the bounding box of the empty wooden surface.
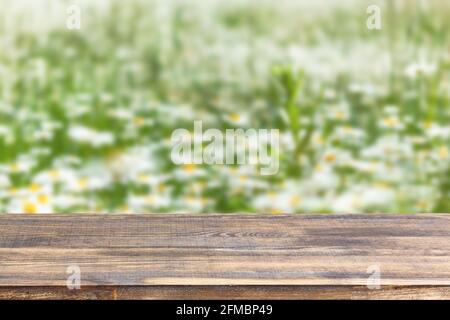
[0,214,449,299]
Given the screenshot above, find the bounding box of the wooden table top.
[0,214,449,299]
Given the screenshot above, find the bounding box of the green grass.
[0,0,448,214]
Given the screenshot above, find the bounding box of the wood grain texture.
[0,214,449,299]
[1,286,449,300]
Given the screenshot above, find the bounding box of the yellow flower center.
[23,202,37,214]
[423,121,433,129]
[270,208,282,215]
[383,117,399,127]
[9,163,19,172]
[185,196,195,203]
[324,153,337,163]
[37,194,49,205]
[416,201,428,210]
[49,170,60,179]
[313,135,324,145]
[229,113,241,122]
[335,111,345,120]
[368,162,378,172]
[439,146,449,159]
[119,205,130,212]
[78,178,89,189]
[29,184,42,193]
[145,195,156,205]
[133,117,145,126]
[289,195,302,207]
[137,173,149,182]
[182,164,196,172]
[374,182,389,188]
[343,126,352,133]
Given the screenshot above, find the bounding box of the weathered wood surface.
[1,285,450,300]
[0,214,449,299]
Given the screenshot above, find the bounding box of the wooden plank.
[0,286,449,300]
[0,214,449,299]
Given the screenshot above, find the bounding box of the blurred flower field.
[0,0,449,214]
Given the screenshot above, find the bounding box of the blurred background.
[0,0,449,214]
